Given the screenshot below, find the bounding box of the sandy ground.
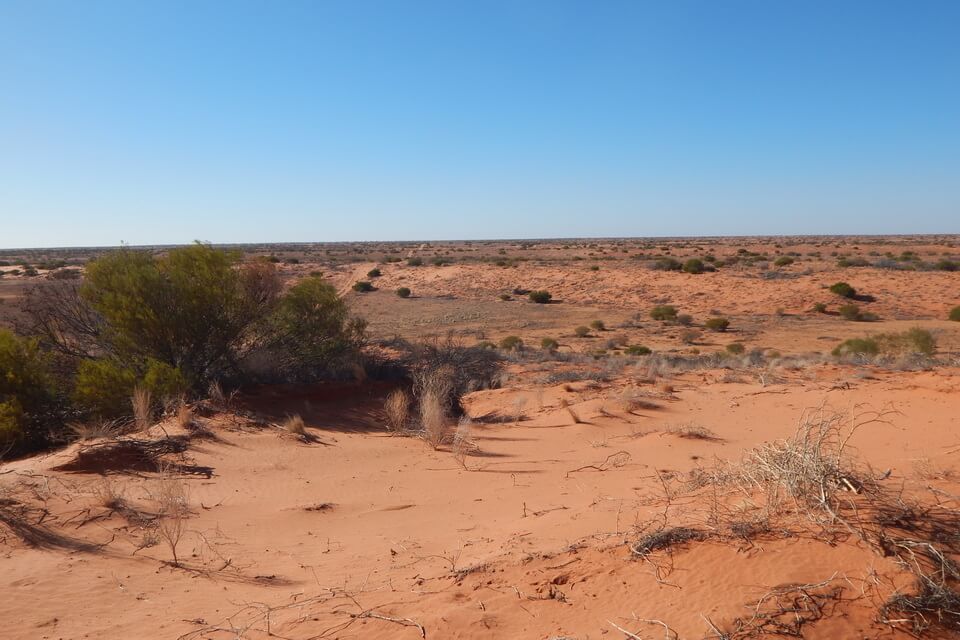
[1,366,959,639]
[1,237,960,639]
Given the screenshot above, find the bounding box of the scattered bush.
[396,287,411,298]
[680,329,701,345]
[540,337,559,351]
[725,342,745,355]
[677,314,694,326]
[949,306,960,322]
[590,320,606,331]
[705,317,730,332]
[499,293,511,301]
[407,257,423,266]
[650,257,681,271]
[833,328,936,357]
[528,290,552,304]
[499,335,524,351]
[812,302,827,313]
[352,280,375,292]
[624,345,651,356]
[774,256,794,267]
[650,305,678,321]
[829,282,856,298]
[367,268,382,278]
[838,303,878,322]
[682,258,705,274]
[574,326,591,338]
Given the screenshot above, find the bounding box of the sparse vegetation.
[589,319,605,331]
[540,337,559,351]
[383,389,411,433]
[574,325,590,338]
[704,317,730,332]
[829,281,856,298]
[650,305,678,321]
[624,345,651,356]
[396,286,411,298]
[950,306,960,321]
[499,335,523,351]
[366,267,381,277]
[352,280,375,292]
[528,290,552,304]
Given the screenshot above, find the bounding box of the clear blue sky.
[1,1,958,248]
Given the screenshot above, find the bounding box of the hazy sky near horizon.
[1,1,959,248]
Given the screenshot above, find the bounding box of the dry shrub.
[420,391,448,449]
[282,414,307,437]
[383,389,411,433]
[620,388,661,412]
[630,526,705,557]
[664,423,720,441]
[403,335,502,416]
[93,478,127,511]
[452,416,476,468]
[131,387,152,432]
[175,402,194,430]
[152,465,190,566]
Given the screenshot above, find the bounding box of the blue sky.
[1,0,958,248]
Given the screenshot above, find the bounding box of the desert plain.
[1,235,960,639]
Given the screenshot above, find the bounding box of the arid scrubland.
[1,236,960,639]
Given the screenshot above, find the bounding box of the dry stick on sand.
[566,451,631,478]
[559,398,582,424]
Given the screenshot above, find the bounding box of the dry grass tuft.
[452,416,476,468]
[175,402,194,430]
[383,389,411,433]
[420,391,448,449]
[131,387,153,432]
[67,419,125,441]
[282,414,307,437]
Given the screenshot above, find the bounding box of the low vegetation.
[833,328,936,357]
[704,317,730,332]
[650,305,678,321]
[829,281,856,298]
[528,290,552,304]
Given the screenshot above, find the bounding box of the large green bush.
[26,244,362,391]
[949,306,960,322]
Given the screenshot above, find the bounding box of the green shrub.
[407,257,423,266]
[142,359,188,403]
[528,290,552,304]
[949,306,960,322]
[265,276,365,377]
[589,320,605,331]
[589,265,600,271]
[0,330,54,447]
[540,337,559,351]
[812,302,827,313]
[396,287,411,298]
[876,328,936,356]
[682,258,705,274]
[832,338,879,357]
[624,345,651,356]
[829,282,856,298]
[833,329,936,357]
[705,317,730,332]
[650,305,678,321]
[725,342,745,355]
[677,314,694,326]
[73,359,137,418]
[774,256,794,267]
[574,326,591,338]
[499,335,523,351]
[650,257,681,271]
[838,304,861,320]
[352,281,375,292]
[367,268,382,278]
